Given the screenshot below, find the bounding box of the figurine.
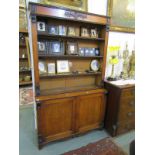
[122,43,129,79]
[128,50,135,79]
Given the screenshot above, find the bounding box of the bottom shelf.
[40,85,102,96]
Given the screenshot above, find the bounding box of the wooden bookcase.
[19,30,32,87]
[29,2,110,149]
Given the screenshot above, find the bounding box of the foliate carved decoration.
[106,24,110,32]
[64,10,87,20]
[36,100,42,109]
[31,15,37,23]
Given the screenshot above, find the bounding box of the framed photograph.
[58,25,67,36]
[47,63,56,74]
[49,41,64,55]
[90,29,98,38]
[57,60,70,73]
[66,42,78,55]
[38,0,88,12]
[84,48,90,56]
[38,61,47,75]
[78,47,85,56]
[90,60,100,72]
[67,27,76,36]
[48,25,58,35]
[89,48,95,56]
[38,41,46,55]
[108,0,135,33]
[95,48,100,56]
[37,21,46,32]
[81,27,89,37]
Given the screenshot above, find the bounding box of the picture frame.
[37,21,46,32]
[66,42,78,55]
[84,48,90,56]
[48,25,58,35]
[57,60,70,73]
[95,48,100,56]
[38,0,88,12]
[78,47,85,56]
[108,0,135,33]
[67,27,76,36]
[58,25,67,36]
[81,27,89,37]
[49,41,64,55]
[90,28,98,38]
[90,60,100,72]
[89,48,96,56]
[38,61,47,75]
[38,41,47,55]
[47,63,56,74]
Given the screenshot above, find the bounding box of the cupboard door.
[76,93,105,133]
[37,97,75,143]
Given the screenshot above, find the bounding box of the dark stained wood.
[39,55,103,59]
[104,81,135,136]
[38,32,104,41]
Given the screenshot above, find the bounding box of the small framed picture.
[81,27,89,37]
[66,42,78,55]
[57,60,70,74]
[90,60,100,72]
[95,48,100,56]
[49,41,64,55]
[38,61,47,75]
[38,41,46,55]
[47,63,55,74]
[37,22,46,32]
[84,48,90,56]
[90,28,98,38]
[89,48,96,56]
[48,25,58,35]
[67,27,76,36]
[78,47,85,56]
[58,25,67,36]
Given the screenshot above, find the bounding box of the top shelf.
[38,32,104,41]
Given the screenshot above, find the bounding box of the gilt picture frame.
[38,0,88,12]
[108,0,135,33]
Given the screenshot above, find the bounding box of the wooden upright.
[29,2,110,149]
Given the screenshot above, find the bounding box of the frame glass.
[57,60,70,73]
[67,27,76,36]
[38,0,88,12]
[37,21,46,32]
[38,41,47,55]
[90,28,98,38]
[90,60,100,72]
[48,25,58,35]
[81,27,89,37]
[108,0,135,33]
[49,41,64,55]
[38,61,47,75]
[66,42,78,55]
[58,25,67,36]
[47,63,56,74]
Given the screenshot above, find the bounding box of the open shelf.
[38,32,104,41]
[19,70,31,73]
[39,54,103,59]
[40,72,101,79]
[19,81,32,86]
[40,85,102,96]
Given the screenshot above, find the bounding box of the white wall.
[88,0,107,15]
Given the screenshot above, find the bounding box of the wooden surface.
[29,3,110,148]
[104,81,135,136]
